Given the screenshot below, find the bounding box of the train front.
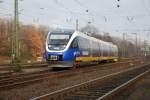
[45,29,76,68]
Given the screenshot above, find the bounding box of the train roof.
[50,29,75,34]
[48,29,117,48]
[75,31,117,47]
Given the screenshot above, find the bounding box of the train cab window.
[48,32,73,51]
[70,38,78,48]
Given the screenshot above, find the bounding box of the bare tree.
[80,24,99,36]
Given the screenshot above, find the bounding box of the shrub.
[13,63,22,72]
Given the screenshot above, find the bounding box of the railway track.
[0,58,137,73]
[0,60,139,90]
[0,70,59,90]
[0,63,48,78]
[30,63,150,100]
[0,68,49,79]
[0,63,47,71]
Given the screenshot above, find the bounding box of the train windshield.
[48,33,72,51]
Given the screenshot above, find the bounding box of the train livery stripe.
[76,56,118,62]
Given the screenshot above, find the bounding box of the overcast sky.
[0,0,150,41]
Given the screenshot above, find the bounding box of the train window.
[98,43,102,56]
[70,38,78,48]
[91,41,99,56]
[103,44,108,56]
[47,32,72,51]
[103,44,106,56]
[77,37,82,49]
[78,37,89,50]
[96,42,100,56]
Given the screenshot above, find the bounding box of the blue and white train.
[45,29,118,68]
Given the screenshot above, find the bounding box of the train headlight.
[48,45,52,48]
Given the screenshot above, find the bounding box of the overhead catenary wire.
[0,0,149,34]
[1,0,149,24]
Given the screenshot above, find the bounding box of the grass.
[144,87,150,93]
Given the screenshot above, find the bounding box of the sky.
[0,0,150,42]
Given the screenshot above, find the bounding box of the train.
[45,29,118,68]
